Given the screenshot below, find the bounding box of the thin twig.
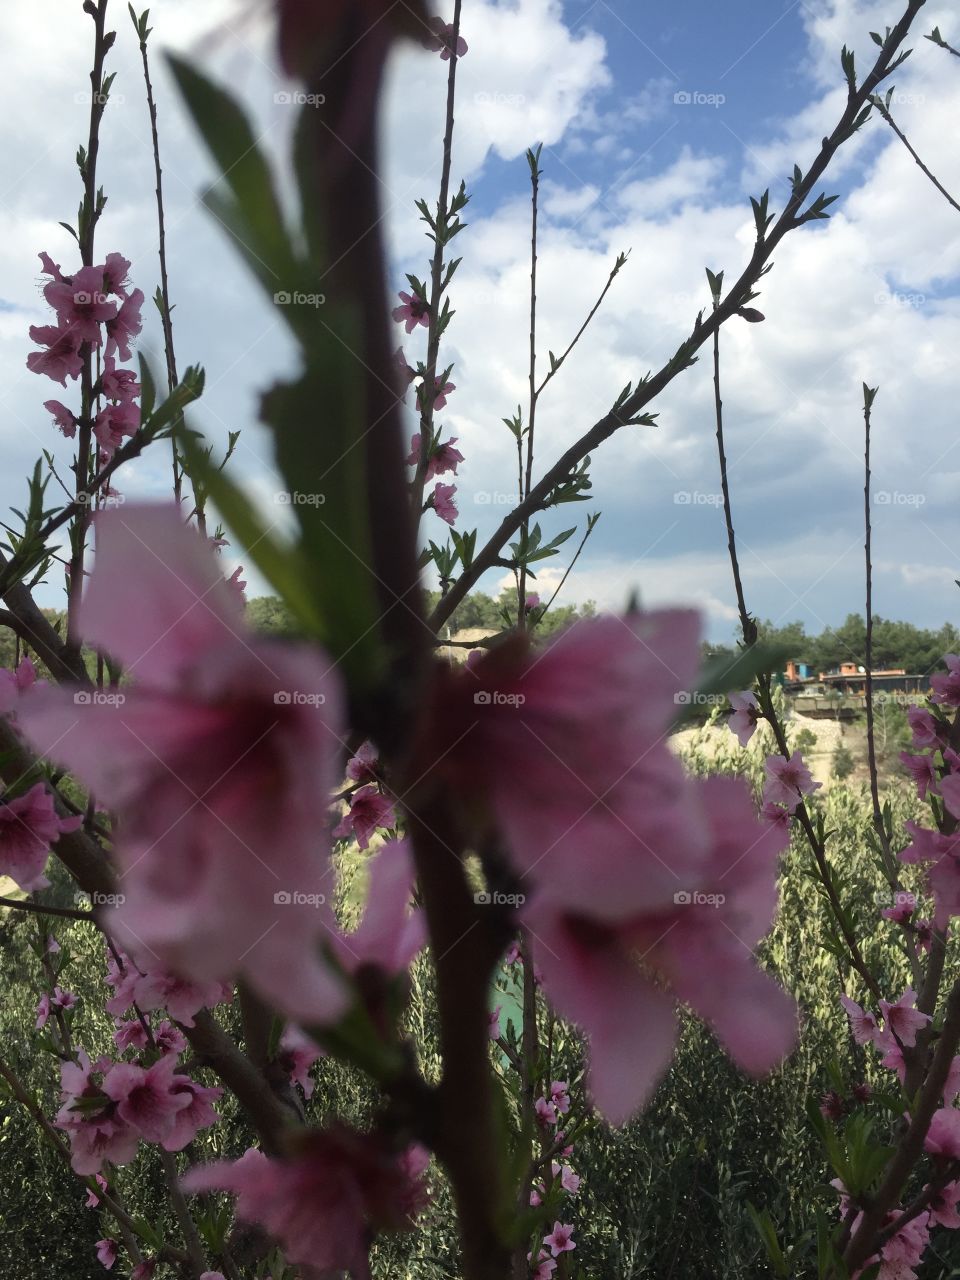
[873,97,960,213]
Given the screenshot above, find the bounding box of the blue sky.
[0,0,958,645]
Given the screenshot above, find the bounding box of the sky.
[1,0,958,644]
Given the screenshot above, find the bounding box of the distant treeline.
[709,613,960,675]
[5,603,953,676]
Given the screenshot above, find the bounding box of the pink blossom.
[100,357,140,403]
[900,823,960,929]
[162,1075,222,1151]
[278,1024,323,1098]
[820,1090,845,1121]
[392,347,416,395]
[86,1173,108,1207]
[530,1252,557,1280]
[878,989,930,1049]
[544,1222,576,1256]
[488,1005,502,1040]
[35,993,51,1029]
[102,1055,193,1144]
[183,1131,429,1277]
[0,782,81,891]
[330,840,425,977]
[52,987,77,1012]
[18,505,348,1023]
[427,612,712,905]
[103,289,143,360]
[924,1107,960,1160]
[555,1163,580,1195]
[392,289,429,333]
[406,433,464,480]
[928,1179,960,1228]
[760,800,792,832]
[503,940,521,966]
[941,771,960,820]
[900,751,938,801]
[549,1081,570,1114]
[346,741,379,785]
[525,774,795,1124]
[535,1097,558,1126]
[727,690,760,747]
[44,264,117,344]
[763,751,821,809]
[95,1238,118,1270]
[130,1263,156,1280]
[881,893,916,925]
[44,399,77,437]
[430,481,458,525]
[93,399,139,456]
[931,655,960,707]
[839,993,880,1044]
[423,17,468,58]
[333,784,396,850]
[417,377,456,412]
[907,705,942,748]
[878,1037,907,1084]
[27,322,83,384]
[57,1051,140,1175]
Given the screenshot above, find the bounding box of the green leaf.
[177,427,327,641]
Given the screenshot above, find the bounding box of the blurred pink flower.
[727,690,760,747]
[18,505,348,1024]
[183,1130,429,1277]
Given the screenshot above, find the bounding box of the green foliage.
[833,743,855,780]
[759,613,959,675]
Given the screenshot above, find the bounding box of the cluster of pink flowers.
[28,251,144,461]
[0,780,81,892]
[422,611,798,1123]
[104,946,233,1029]
[57,1045,220,1175]
[894,687,960,928]
[527,1081,579,1275]
[184,1131,429,1279]
[392,290,464,526]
